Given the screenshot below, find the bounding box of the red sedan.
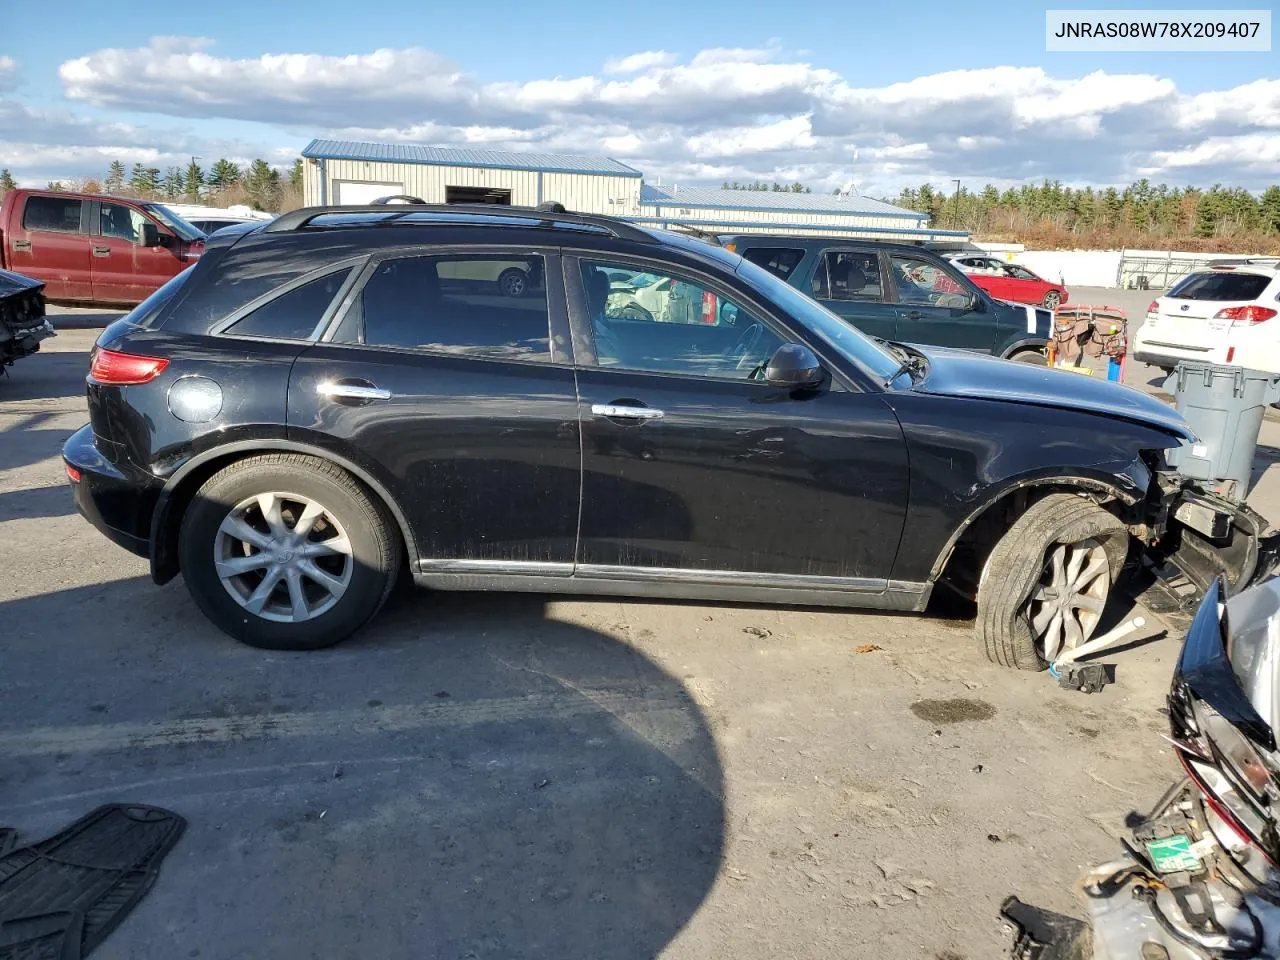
[950,255,1069,309]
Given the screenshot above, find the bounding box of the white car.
[948,254,1006,275]
[1132,260,1280,372]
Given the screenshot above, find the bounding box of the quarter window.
[741,247,805,282]
[889,254,972,308]
[343,254,551,362]
[813,251,884,301]
[225,269,353,340]
[22,196,82,234]
[579,260,784,380]
[1168,272,1272,302]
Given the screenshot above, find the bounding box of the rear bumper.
[63,424,159,559]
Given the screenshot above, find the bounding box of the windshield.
[145,204,207,243]
[734,255,901,382]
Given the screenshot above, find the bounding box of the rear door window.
[342,254,552,362]
[224,268,354,340]
[1168,272,1272,302]
[741,247,805,281]
[889,254,972,307]
[813,251,885,301]
[22,196,83,234]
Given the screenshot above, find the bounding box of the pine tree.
[289,158,304,191]
[208,159,241,191]
[104,161,125,194]
[244,159,282,211]
[163,167,184,200]
[1261,186,1280,235]
[0,168,15,197]
[128,163,149,192]
[184,160,204,201]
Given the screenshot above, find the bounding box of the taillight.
[1147,300,1159,314]
[1213,305,1278,324]
[701,291,718,324]
[65,464,81,483]
[88,347,169,385]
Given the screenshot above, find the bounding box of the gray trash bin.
[1164,362,1280,498]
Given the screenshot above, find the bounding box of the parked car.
[719,236,1052,363]
[1132,260,1280,373]
[0,268,53,369]
[65,202,1275,669]
[949,255,1069,309]
[0,189,205,306]
[158,203,272,237]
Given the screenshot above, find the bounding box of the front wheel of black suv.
[178,454,401,650]
[976,493,1128,670]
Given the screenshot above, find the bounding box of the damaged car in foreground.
[1005,575,1280,958]
[62,203,1277,654]
[0,268,52,371]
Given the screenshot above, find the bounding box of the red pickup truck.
[0,189,205,306]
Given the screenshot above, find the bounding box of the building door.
[333,181,404,205]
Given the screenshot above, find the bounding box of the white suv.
[1133,260,1280,372]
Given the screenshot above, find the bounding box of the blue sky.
[2,0,1277,193]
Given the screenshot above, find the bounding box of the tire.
[976,493,1128,671]
[498,268,528,298]
[178,454,401,650]
[1042,291,1061,310]
[1011,349,1048,366]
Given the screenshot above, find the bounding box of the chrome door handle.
[92,245,111,257]
[317,381,392,401]
[591,404,664,420]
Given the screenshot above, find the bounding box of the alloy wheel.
[1025,538,1110,662]
[213,491,353,623]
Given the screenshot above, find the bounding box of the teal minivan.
[721,235,1052,363]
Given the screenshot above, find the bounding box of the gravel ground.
[2,305,1277,958]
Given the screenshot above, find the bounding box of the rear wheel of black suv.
[976,493,1128,670]
[178,454,401,650]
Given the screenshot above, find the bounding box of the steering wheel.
[724,322,765,371]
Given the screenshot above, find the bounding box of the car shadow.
[1251,444,1280,494]
[0,578,725,960]
[0,350,91,402]
[0,484,75,521]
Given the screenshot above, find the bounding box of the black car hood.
[906,345,1195,441]
[0,268,45,299]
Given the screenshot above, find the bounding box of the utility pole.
[952,178,962,228]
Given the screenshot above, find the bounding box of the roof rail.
[263,201,657,243]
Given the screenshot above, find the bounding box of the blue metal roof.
[639,184,925,220]
[303,139,643,178]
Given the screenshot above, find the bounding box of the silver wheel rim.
[1025,539,1110,661]
[213,491,353,624]
[502,272,525,296]
[1045,292,1060,309]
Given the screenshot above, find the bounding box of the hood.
[907,344,1194,440]
[0,268,45,299]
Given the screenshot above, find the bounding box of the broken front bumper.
[0,318,54,365]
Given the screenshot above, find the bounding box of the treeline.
[0,158,306,213]
[894,179,1280,252]
[722,181,813,193]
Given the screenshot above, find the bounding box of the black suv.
[719,235,1052,362]
[65,203,1275,668]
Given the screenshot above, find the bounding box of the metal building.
[300,138,964,243]
[301,140,643,214]
[636,184,961,243]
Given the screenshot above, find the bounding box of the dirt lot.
[3,304,1278,959]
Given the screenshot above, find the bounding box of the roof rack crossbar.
[264,202,657,243]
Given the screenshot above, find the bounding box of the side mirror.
[765,343,824,389]
[139,222,161,247]
[965,293,984,313]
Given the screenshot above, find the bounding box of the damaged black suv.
[64,201,1277,665]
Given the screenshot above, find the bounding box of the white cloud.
[0,57,17,93]
[6,37,1272,196]
[603,51,676,74]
